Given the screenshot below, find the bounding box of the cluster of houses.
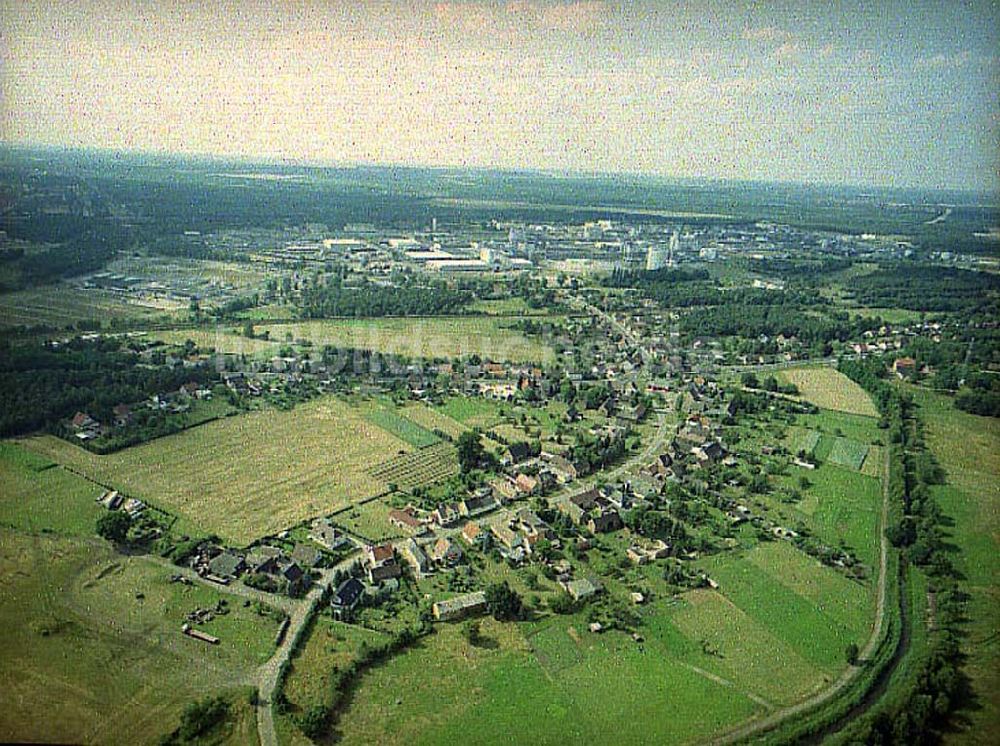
[185,540,323,596]
[67,381,212,442]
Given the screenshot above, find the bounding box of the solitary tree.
[456,431,486,474]
[845,642,860,666]
[96,511,131,545]
[485,581,524,622]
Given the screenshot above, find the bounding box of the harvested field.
[19,397,409,545]
[778,367,879,418]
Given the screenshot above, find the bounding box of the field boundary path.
[255,555,358,746]
[708,439,893,744]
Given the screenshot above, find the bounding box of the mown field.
[0,530,276,745]
[909,386,1000,744]
[778,366,880,418]
[400,403,468,439]
[17,396,411,545]
[158,316,554,363]
[362,404,441,448]
[327,541,876,745]
[0,443,105,535]
[0,285,172,328]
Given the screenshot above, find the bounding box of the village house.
[99,490,123,510]
[365,543,402,583]
[588,510,624,535]
[461,521,489,548]
[490,477,518,503]
[309,519,352,551]
[562,576,600,601]
[291,543,321,568]
[503,441,532,466]
[514,473,538,495]
[330,577,365,621]
[515,508,556,542]
[246,545,283,575]
[459,491,499,519]
[279,561,307,594]
[893,356,917,379]
[71,411,101,441]
[112,403,133,427]
[389,506,425,532]
[432,502,462,527]
[560,488,604,525]
[692,440,725,466]
[207,551,245,583]
[490,522,528,563]
[543,453,578,483]
[626,539,670,565]
[430,537,463,566]
[399,538,430,577]
[432,590,488,622]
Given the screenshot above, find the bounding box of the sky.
[1,0,998,192]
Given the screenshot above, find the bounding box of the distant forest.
[849,265,1000,312]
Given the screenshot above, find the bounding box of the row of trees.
[839,358,969,744]
[297,277,472,318]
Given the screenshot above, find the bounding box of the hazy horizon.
[3,1,998,193]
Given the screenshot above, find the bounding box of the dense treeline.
[606,267,710,287]
[297,277,472,318]
[0,227,122,291]
[849,265,1000,312]
[747,256,854,277]
[682,304,878,349]
[898,330,1000,418]
[839,357,969,744]
[0,338,214,436]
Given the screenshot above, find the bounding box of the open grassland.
[743,541,873,635]
[437,395,503,428]
[0,285,172,328]
[846,307,932,324]
[282,616,385,715]
[860,443,884,478]
[467,297,549,315]
[668,589,826,706]
[909,385,1000,743]
[786,427,821,456]
[0,530,275,745]
[334,617,759,745]
[778,366,879,418]
[159,316,554,363]
[107,255,270,292]
[797,407,883,444]
[331,539,876,745]
[0,443,105,536]
[19,397,410,545]
[780,463,882,567]
[700,549,870,674]
[332,498,411,542]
